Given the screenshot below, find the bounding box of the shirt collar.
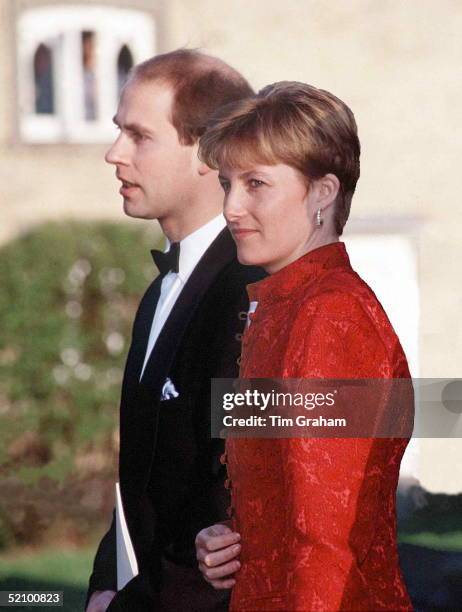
[165,215,227,282]
[247,241,351,305]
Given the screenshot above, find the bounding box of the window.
[117,45,134,96]
[17,5,155,143]
[82,31,97,121]
[34,43,55,114]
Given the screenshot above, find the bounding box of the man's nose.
[105,134,128,166]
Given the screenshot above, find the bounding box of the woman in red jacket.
[196,82,413,611]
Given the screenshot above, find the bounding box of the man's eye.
[220,181,231,193]
[249,179,264,188]
[131,132,146,142]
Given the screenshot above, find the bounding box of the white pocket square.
[161,377,179,401]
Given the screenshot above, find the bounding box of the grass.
[397,500,462,552]
[0,547,94,611]
[0,522,460,611]
[398,530,462,552]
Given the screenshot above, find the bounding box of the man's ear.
[311,173,340,210]
[197,160,213,176]
[191,142,213,176]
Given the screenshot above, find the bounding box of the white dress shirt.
[140,214,227,379]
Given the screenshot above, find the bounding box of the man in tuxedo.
[86,50,262,611]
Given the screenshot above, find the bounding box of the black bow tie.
[151,242,180,276]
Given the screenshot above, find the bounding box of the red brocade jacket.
[226,242,413,611]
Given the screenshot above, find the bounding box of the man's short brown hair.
[129,49,254,145]
[199,81,360,235]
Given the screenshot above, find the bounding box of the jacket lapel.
[140,228,236,391]
[120,274,163,399]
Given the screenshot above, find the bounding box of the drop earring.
[315,208,323,227]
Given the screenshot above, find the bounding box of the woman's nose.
[224,189,246,222]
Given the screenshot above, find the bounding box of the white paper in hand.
[115,482,139,589]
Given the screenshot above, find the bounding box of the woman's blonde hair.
[199,81,360,235]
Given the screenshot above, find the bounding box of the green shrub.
[0,221,161,548]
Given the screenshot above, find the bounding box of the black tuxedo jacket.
[87,228,264,610]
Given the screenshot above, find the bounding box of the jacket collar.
[247,241,351,305]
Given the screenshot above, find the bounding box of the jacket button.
[226,506,234,518]
[219,453,227,465]
[224,478,232,490]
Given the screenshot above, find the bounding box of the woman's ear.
[312,173,340,209]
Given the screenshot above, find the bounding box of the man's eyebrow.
[218,174,229,181]
[112,116,152,134]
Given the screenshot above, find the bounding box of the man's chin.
[123,199,149,219]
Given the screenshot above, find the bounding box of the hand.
[195,523,241,590]
[86,590,117,612]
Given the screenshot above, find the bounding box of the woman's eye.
[249,179,264,188]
